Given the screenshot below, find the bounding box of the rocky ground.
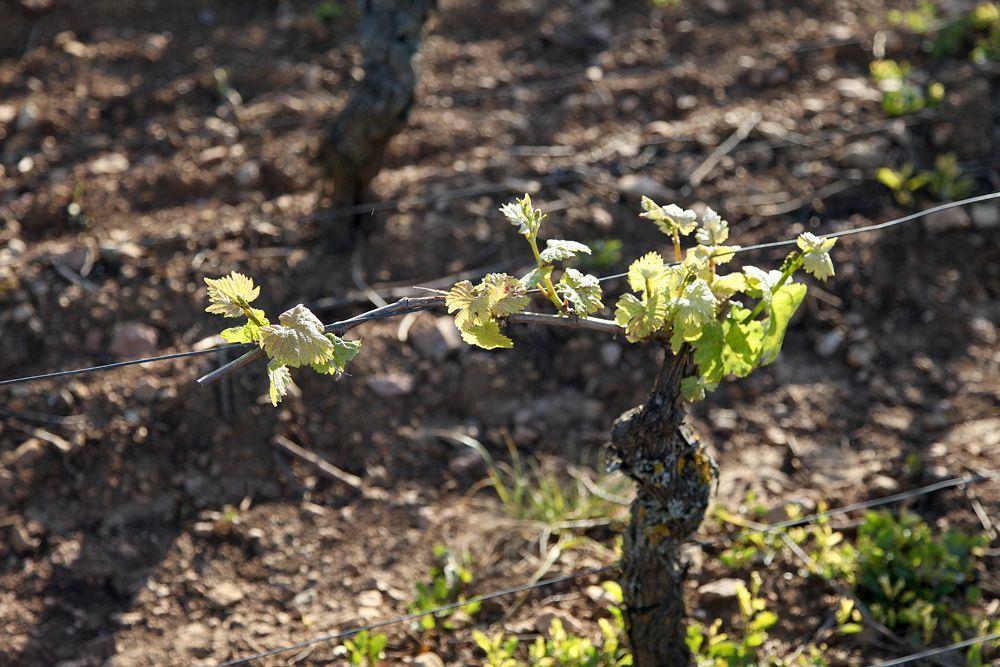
[1,0,999,665]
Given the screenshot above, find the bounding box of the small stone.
[0,104,16,126]
[197,146,230,167]
[409,317,461,362]
[534,607,583,635]
[132,378,160,403]
[89,153,130,175]
[846,341,876,369]
[12,438,47,469]
[366,373,415,398]
[698,578,743,604]
[923,207,970,234]
[814,330,844,357]
[600,342,622,367]
[109,322,158,358]
[970,203,1000,229]
[869,474,900,494]
[832,77,881,102]
[357,589,383,607]
[8,519,41,555]
[15,103,39,132]
[234,161,261,189]
[205,581,244,608]
[709,408,738,433]
[836,138,890,170]
[617,174,671,202]
[176,622,213,657]
[585,584,616,606]
[412,654,445,667]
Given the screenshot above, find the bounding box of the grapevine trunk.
[318,0,436,243]
[611,348,715,666]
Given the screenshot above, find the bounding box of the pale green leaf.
[670,277,718,341]
[483,273,530,316]
[640,197,698,236]
[759,283,807,365]
[742,266,783,307]
[259,304,335,367]
[448,281,491,330]
[713,272,747,297]
[220,324,257,343]
[556,268,603,316]
[499,193,545,238]
[695,207,729,246]
[519,265,554,290]
[267,359,292,407]
[460,319,513,350]
[615,291,668,342]
[706,244,740,264]
[681,375,709,402]
[311,335,362,375]
[797,232,837,281]
[539,239,591,263]
[627,251,671,294]
[205,271,260,318]
[722,306,764,378]
[693,320,725,384]
[749,611,777,632]
[446,280,475,313]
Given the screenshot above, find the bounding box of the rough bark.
[610,347,717,666]
[318,0,435,243]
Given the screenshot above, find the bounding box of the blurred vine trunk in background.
[610,348,716,666]
[318,0,436,244]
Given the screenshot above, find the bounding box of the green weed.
[409,544,481,632]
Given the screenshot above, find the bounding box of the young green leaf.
[556,268,603,316]
[713,272,748,297]
[205,271,260,318]
[692,320,725,384]
[483,273,529,316]
[220,321,265,344]
[797,232,838,281]
[695,207,729,246]
[681,375,712,402]
[311,335,362,375]
[669,277,719,342]
[722,308,764,378]
[615,291,668,342]
[539,239,592,263]
[447,281,491,330]
[519,264,554,290]
[759,283,807,365]
[627,251,672,295]
[259,304,335,367]
[639,197,698,236]
[499,193,545,239]
[267,359,292,407]
[459,319,513,350]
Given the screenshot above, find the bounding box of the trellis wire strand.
[215,471,996,666]
[2,191,999,388]
[598,191,1000,283]
[866,631,1000,667]
[213,564,617,667]
[699,470,998,546]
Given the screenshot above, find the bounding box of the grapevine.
[203,193,836,405]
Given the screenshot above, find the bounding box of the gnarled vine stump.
[610,348,716,666]
[317,0,436,244]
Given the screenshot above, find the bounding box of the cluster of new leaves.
[613,198,837,402]
[446,194,603,350]
[204,272,361,406]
